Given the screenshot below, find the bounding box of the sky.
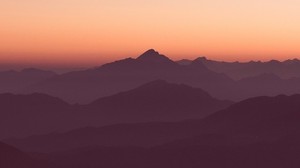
[1,0,300,69]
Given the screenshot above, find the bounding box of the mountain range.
[0,68,56,93]
[178,56,300,79]
[1,49,300,103]
[0,80,231,139]
[5,94,300,153]
[0,49,299,103]
[20,49,233,103]
[3,49,300,168]
[3,94,300,168]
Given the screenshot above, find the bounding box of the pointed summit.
[191,57,210,66]
[140,49,159,57]
[189,57,210,71]
[137,49,174,64]
[194,56,208,62]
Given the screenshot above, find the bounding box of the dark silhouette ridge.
[203,94,300,135]
[176,59,192,65]
[99,49,177,72]
[137,49,174,64]
[15,49,300,104]
[230,73,300,100]
[0,80,231,139]
[84,80,232,122]
[6,94,300,153]
[0,68,56,93]
[2,52,300,167]
[2,52,300,103]
[4,94,300,168]
[179,57,300,79]
[19,49,233,103]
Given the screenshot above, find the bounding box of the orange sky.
[1,0,300,67]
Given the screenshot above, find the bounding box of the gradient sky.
[1,0,300,68]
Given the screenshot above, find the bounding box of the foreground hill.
[39,143,300,168]
[7,94,300,153]
[0,141,42,168]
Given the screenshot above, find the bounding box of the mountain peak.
[137,49,174,63]
[194,56,208,62]
[141,49,158,55]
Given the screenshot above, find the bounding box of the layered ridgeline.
[19,49,300,103]
[21,49,233,103]
[0,80,232,139]
[0,68,56,93]
[4,94,300,168]
[1,50,300,103]
[6,94,300,153]
[178,56,300,79]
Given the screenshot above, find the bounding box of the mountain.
[203,94,300,136]
[182,57,300,80]
[3,53,300,103]
[19,50,300,103]
[0,93,73,139]
[176,59,193,65]
[137,49,175,64]
[7,94,300,153]
[83,80,232,122]
[185,57,300,100]
[0,68,56,93]
[22,49,233,103]
[0,80,231,139]
[229,73,300,100]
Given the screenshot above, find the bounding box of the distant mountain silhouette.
[8,94,300,153]
[137,49,175,64]
[21,49,233,103]
[3,53,300,167]
[14,50,300,103]
[2,52,300,103]
[183,63,300,100]
[176,59,193,65]
[179,57,300,79]
[230,73,300,100]
[83,80,232,122]
[0,80,231,139]
[0,68,56,93]
[203,94,300,135]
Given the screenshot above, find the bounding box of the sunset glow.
[1,0,300,67]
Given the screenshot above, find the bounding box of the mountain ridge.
[0,80,232,139]
[6,94,300,153]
